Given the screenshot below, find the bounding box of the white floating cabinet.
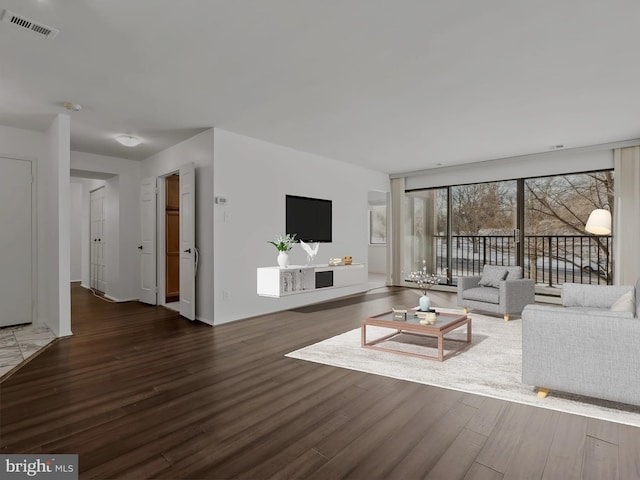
[257,263,366,297]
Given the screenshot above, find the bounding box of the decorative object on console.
[268,233,296,268]
[329,257,344,266]
[585,208,611,235]
[300,240,319,265]
[343,256,353,265]
[408,260,440,311]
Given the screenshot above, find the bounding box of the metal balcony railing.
[430,234,612,288]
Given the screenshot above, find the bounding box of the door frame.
[156,171,175,309]
[89,185,106,292]
[0,155,37,323]
[153,165,196,318]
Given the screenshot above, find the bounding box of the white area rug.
[286,308,640,427]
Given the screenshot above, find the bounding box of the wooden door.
[165,175,180,302]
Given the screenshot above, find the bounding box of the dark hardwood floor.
[1,284,639,479]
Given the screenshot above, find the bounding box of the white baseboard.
[196,317,214,327]
[104,294,139,303]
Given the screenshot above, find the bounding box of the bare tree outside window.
[525,171,613,285]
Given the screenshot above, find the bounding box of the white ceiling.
[1,0,639,174]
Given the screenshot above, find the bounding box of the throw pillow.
[610,291,636,314]
[478,267,508,288]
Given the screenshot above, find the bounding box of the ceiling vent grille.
[1,9,59,39]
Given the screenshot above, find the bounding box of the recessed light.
[115,135,142,147]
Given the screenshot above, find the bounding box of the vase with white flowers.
[268,233,296,267]
[408,260,441,311]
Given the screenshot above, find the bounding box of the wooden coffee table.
[361,310,471,361]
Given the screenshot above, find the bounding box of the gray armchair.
[457,265,535,321]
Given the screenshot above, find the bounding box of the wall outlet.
[223,211,231,223]
[222,290,229,301]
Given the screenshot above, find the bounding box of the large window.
[451,180,517,276]
[405,188,448,280]
[405,170,613,290]
[524,171,613,286]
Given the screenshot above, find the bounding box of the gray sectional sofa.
[522,279,640,406]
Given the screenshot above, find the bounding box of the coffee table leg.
[438,333,444,361]
[467,318,472,342]
[361,324,366,347]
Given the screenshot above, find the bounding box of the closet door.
[179,163,196,320]
[139,176,157,305]
[90,186,106,292]
[0,157,32,327]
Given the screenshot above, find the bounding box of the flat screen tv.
[286,195,332,243]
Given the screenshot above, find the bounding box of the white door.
[179,163,196,320]
[90,187,107,292]
[139,176,157,304]
[0,157,32,327]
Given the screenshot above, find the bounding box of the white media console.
[257,263,366,298]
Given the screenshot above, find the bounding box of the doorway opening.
[144,162,195,320]
[164,173,180,310]
[367,190,389,289]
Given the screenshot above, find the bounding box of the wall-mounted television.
[286,195,332,243]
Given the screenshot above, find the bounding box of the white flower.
[268,233,297,252]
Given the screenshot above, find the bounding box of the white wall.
[368,245,387,274]
[70,181,83,281]
[71,152,141,301]
[213,129,389,324]
[41,115,72,337]
[141,129,215,324]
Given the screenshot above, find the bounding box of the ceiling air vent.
[1,9,59,39]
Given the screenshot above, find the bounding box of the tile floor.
[0,324,56,379]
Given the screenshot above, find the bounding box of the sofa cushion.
[462,286,500,304]
[610,291,636,314]
[565,306,635,319]
[504,266,523,280]
[478,266,508,288]
[562,283,634,309]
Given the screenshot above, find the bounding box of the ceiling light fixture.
[115,135,142,147]
[63,102,82,111]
